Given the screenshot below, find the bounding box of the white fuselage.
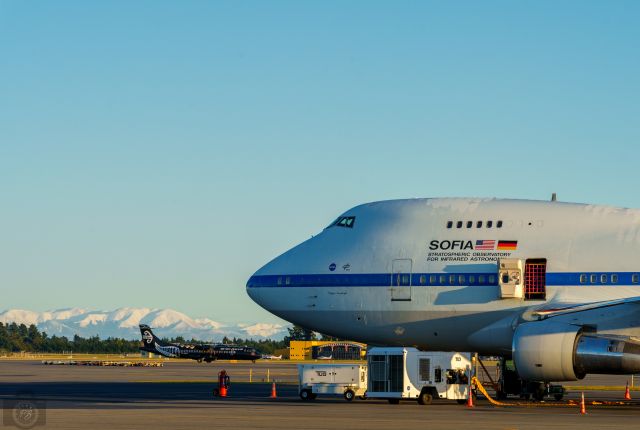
[247,198,640,355]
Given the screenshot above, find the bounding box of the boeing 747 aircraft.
[139,325,261,362]
[247,198,640,388]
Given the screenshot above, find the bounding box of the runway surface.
[1,360,639,429]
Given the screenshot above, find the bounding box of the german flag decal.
[497,240,518,250]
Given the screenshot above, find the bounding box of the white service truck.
[297,363,368,401]
[366,347,472,405]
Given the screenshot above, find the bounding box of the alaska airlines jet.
[247,198,640,383]
[139,325,261,362]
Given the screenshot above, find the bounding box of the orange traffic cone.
[624,381,632,400]
[466,388,474,408]
[580,392,586,415]
[220,385,227,398]
[270,382,277,398]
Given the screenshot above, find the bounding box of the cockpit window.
[329,216,356,229]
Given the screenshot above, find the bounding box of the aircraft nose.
[246,276,258,301]
[245,231,330,317]
[246,272,269,309]
[245,252,296,318]
[245,245,292,310]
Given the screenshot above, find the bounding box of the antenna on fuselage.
[551,193,557,202]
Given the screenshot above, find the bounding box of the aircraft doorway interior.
[524,259,547,300]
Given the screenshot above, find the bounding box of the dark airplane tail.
[139,324,170,352]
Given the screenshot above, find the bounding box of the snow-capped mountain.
[0,308,287,341]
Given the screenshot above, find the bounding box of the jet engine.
[512,321,640,381]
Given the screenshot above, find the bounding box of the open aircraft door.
[391,259,412,301]
[498,258,524,299]
[498,258,547,300]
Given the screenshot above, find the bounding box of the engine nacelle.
[574,335,640,377]
[512,322,582,381]
[513,322,640,382]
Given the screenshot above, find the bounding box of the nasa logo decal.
[329,263,336,271]
[142,330,153,344]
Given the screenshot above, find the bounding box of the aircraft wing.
[531,296,640,320]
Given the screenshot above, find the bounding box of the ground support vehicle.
[366,347,472,405]
[297,363,368,401]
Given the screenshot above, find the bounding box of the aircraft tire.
[533,384,545,402]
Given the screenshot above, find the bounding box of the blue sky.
[1,1,639,324]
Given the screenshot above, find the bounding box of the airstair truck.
[366,347,472,405]
[298,363,368,401]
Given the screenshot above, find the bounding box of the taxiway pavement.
[1,360,638,429]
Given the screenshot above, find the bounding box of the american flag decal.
[475,240,495,250]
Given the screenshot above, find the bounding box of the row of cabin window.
[279,274,497,286]
[579,273,640,284]
[276,274,639,287]
[417,274,496,286]
[447,220,503,229]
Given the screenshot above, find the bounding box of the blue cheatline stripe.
[247,272,640,288]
